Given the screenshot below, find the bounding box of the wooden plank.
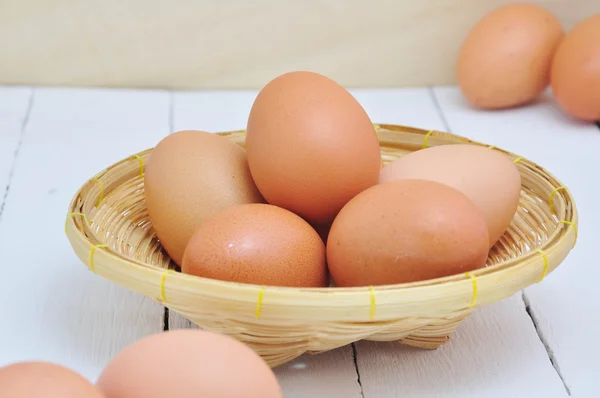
[352,87,569,397]
[434,86,600,396]
[172,90,257,133]
[173,88,448,133]
[356,296,568,397]
[0,87,171,381]
[0,86,32,208]
[0,1,596,89]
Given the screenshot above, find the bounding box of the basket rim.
[65,124,578,302]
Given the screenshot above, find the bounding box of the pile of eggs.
[0,329,283,397]
[144,70,522,289]
[457,4,600,122]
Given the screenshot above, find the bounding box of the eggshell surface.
[457,3,563,109]
[327,180,490,287]
[96,329,282,398]
[246,71,381,224]
[144,130,264,265]
[550,13,600,121]
[0,361,104,398]
[182,203,328,287]
[379,144,521,247]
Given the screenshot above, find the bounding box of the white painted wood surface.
[0,87,171,380]
[0,85,597,397]
[434,86,600,397]
[0,87,31,204]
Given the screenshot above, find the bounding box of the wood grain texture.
[0,0,597,89]
[0,86,31,207]
[356,295,568,398]
[0,87,171,381]
[434,85,600,396]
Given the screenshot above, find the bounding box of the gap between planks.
[522,292,571,395]
[430,86,573,397]
[351,343,365,398]
[0,89,34,224]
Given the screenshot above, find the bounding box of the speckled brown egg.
[96,329,282,398]
[246,71,381,225]
[144,130,264,266]
[181,203,327,287]
[457,3,564,109]
[327,180,490,287]
[551,13,600,121]
[379,144,521,247]
[0,361,104,398]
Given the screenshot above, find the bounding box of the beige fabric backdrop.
[0,0,596,89]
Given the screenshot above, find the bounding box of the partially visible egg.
[144,130,264,265]
[182,203,327,287]
[96,329,282,398]
[0,361,104,398]
[246,71,381,225]
[551,13,600,121]
[327,180,490,287]
[379,144,521,247]
[457,3,564,109]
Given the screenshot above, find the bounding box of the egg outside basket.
[65,124,578,367]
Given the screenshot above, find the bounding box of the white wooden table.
[0,85,597,397]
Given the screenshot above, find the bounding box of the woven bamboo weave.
[65,124,578,367]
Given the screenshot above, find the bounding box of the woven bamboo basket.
[65,124,578,367]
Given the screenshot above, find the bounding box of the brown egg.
[457,3,564,109]
[144,130,264,265]
[551,13,600,121]
[97,329,282,398]
[182,203,327,287]
[327,180,490,287]
[246,71,381,225]
[379,144,521,247]
[0,361,104,398]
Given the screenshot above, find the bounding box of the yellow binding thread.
[512,157,523,164]
[131,154,144,178]
[369,285,376,320]
[92,178,104,207]
[559,221,578,248]
[465,272,477,308]
[64,212,90,234]
[422,130,434,149]
[487,145,496,150]
[535,249,549,283]
[549,186,567,215]
[89,244,109,273]
[160,269,176,302]
[255,286,266,319]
